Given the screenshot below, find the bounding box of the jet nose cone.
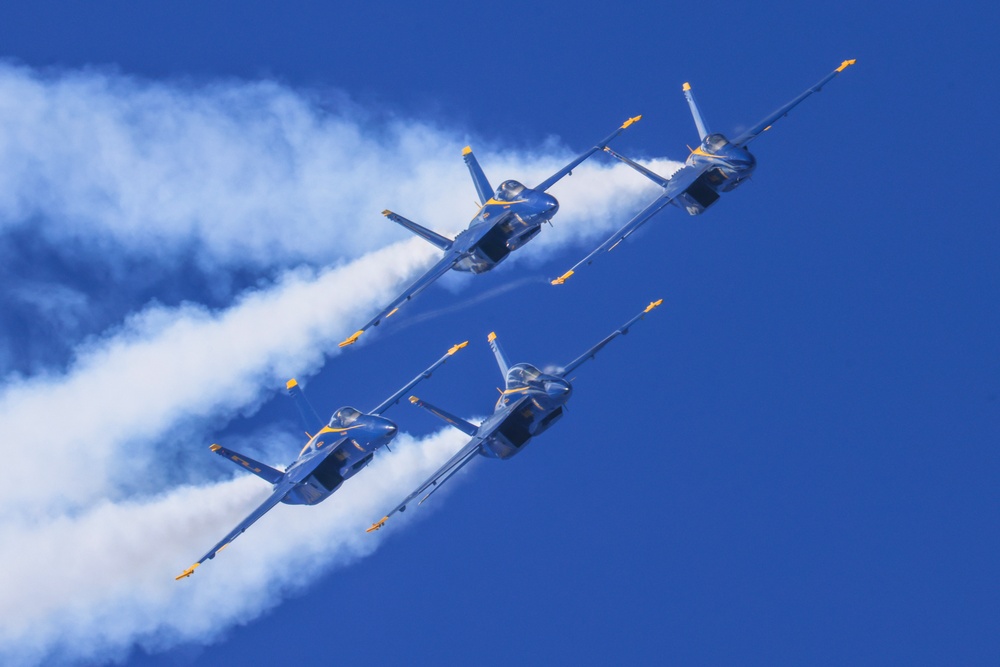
[541,193,559,216]
[545,379,572,400]
[384,423,397,437]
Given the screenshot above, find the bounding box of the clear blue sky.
[1,2,997,665]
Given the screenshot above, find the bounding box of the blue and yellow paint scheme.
[366,299,663,533]
[175,341,467,580]
[551,60,856,285]
[337,116,641,348]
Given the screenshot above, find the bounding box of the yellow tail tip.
[836,59,857,72]
[209,443,221,452]
[367,517,389,533]
[551,270,574,285]
[339,331,364,347]
[462,146,472,155]
[286,378,298,389]
[448,341,469,355]
[645,298,664,313]
[682,82,692,91]
[175,564,199,580]
[409,395,419,404]
[381,209,392,216]
[487,331,497,342]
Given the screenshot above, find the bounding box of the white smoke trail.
[0,63,683,665]
[0,428,472,667]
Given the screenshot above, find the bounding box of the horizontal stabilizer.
[383,210,453,251]
[409,395,478,436]
[210,444,284,485]
[603,147,672,188]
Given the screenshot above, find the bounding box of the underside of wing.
[339,249,465,347]
[551,193,675,285]
[534,116,641,192]
[551,162,713,285]
[557,299,663,378]
[175,479,294,580]
[367,436,483,532]
[732,59,856,147]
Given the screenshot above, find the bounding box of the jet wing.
[551,162,709,285]
[533,116,641,192]
[367,435,485,532]
[339,248,466,347]
[557,299,663,378]
[731,59,856,147]
[175,477,295,580]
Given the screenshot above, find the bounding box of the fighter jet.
[175,340,467,579]
[367,299,662,532]
[551,60,856,285]
[338,116,641,348]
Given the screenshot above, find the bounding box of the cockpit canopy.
[494,180,526,202]
[332,407,362,427]
[704,133,729,151]
[506,363,542,386]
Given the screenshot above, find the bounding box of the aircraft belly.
[283,481,331,506]
[484,400,563,459]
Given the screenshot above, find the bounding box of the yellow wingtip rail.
[621,115,642,129]
[551,270,574,285]
[367,517,389,533]
[175,563,199,580]
[339,331,364,348]
[448,340,469,355]
[836,59,857,72]
[645,299,664,313]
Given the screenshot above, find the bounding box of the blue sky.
[1,1,997,665]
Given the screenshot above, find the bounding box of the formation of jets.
[177,60,855,579]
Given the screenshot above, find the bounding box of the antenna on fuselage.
[682,82,710,141]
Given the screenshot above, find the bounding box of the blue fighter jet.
[175,341,467,579]
[366,299,662,532]
[338,116,641,348]
[551,60,856,285]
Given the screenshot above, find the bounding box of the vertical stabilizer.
[682,82,710,140]
[287,379,324,434]
[487,331,510,377]
[463,146,494,206]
